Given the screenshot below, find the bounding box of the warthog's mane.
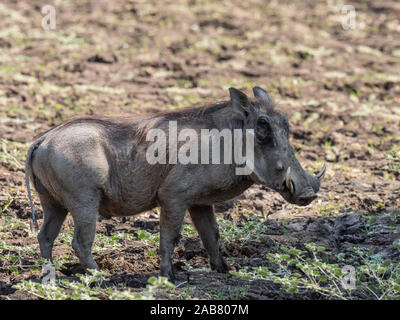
[35,98,275,141]
[132,97,276,140]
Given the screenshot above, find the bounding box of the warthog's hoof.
[212,259,230,273]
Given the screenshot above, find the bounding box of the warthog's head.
[230,86,325,206]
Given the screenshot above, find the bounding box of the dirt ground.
[0,0,399,300]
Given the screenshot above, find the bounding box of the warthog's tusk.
[285,167,294,194]
[316,163,327,180]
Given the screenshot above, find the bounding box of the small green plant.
[136,230,159,244]
[363,215,378,233]
[381,145,400,177]
[56,230,137,251]
[388,146,399,159]
[324,140,332,147]
[0,195,14,216]
[147,249,157,264]
[0,139,25,170]
[281,219,291,234]
[217,215,269,244]
[13,270,176,300]
[0,215,29,236]
[349,246,400,300]
[93,233,124,251]
[182,224,197,237]
[181,262,210,273]
[0,239,52,275]
[232,243,349,299]
[230,243,400,300]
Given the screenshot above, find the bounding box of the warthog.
[26,86,325,282]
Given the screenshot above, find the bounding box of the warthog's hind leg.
[69,198,99,270]
[37,194,68,261]
[189,205,229,273]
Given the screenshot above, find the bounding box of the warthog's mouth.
[252,177,317,207]
[279,183,317,206]
[277,164,326,206]
[250,164,326,207]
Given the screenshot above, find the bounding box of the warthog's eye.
[258,118,267,125]
[256,116,274,145]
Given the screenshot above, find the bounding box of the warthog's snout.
[281,164,326,206]
[296,189,318,206]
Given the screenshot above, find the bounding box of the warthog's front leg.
[189,205,229,273]
[159,202,186,283]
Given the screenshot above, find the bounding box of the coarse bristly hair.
[35,96,276,142]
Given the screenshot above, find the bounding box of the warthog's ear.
[253,86,273,104]
[229,87,250,120]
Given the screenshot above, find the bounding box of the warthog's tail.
[25,137,45,232]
